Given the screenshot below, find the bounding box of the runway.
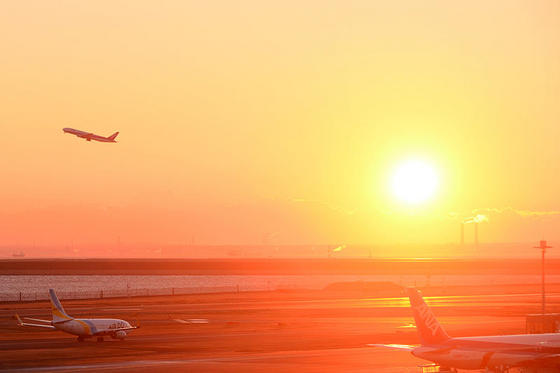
[9,348,420,373]
[0,287,558,372]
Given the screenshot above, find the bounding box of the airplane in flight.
[15,289,138,342]
[372,288,560,373]
[63,127,119,142]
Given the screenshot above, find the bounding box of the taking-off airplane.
[372,288,560,373]
[16,289,137,342]
[63,127,119,142]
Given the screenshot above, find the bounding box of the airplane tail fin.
[108,132,119,141]
[407,288,450,345]
[49,289,72,323]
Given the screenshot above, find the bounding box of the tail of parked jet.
[407,288,450,345]
[49,289,73,323]
[108,132,119,141]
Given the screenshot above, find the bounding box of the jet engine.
[112,330,127,339]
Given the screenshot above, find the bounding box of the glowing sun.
[390,159,439,204]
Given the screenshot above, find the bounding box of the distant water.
[2,274,559,296]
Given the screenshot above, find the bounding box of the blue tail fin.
[49,289,72,323]
[407,288,450,345]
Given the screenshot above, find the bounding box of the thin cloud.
[515,210,560,217]
[464,214,488,224]
[472,207,560,218]
[447,207,560,222]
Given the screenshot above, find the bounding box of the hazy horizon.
[3,241,559,259]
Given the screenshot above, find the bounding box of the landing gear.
[77,336,84,342]
[97,337,104,342]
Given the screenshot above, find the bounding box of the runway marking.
[173,318,209,324]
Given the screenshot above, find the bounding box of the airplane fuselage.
[413,334,560,370]
[62,128,117,143]
[54,318,133,339]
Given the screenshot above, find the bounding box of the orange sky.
[1,1,559,255]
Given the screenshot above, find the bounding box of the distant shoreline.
[0,258,557,275]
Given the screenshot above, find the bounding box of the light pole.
[534,240,552,316]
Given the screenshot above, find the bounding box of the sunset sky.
[1,1,559,255]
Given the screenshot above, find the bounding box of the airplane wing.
[368,344,454,354]
[23,317,52,324]
[518,354,560,366]
[19,322,56,329]
[367,344,417,351]
[15,314,56,329]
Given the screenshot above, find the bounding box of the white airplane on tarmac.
[63,127,119,142]
[15,289,138,342]
[372,288,560,373]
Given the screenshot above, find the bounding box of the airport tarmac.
[0,287,557,372]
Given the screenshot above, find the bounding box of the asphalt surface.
[0,289,556,372]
